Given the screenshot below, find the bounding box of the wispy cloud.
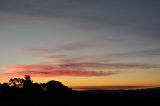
[44,54,67,59]
[108,48,160,58]
[23,41,100,53]
[139,48,160,56]
[1,0,160,35]
[23,45,160,64]
[3,62,159,77]
[5,70,116,77]
[5,63,119,77]
[59,63,159,69]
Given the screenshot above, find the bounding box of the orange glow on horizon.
[0,68,160,89]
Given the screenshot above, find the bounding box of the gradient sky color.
[0,0,160,88]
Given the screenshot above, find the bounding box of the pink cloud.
[4,63,118,77]
[3,62,157,78]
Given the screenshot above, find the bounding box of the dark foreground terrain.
[0,75,160,106]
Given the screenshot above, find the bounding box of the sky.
[0,0,160,89]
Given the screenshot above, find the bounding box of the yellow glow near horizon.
[0,68,160,89]
[32,68,160,88]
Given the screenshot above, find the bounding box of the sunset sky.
[0,0,160,89]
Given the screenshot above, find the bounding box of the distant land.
[72,85,159,90]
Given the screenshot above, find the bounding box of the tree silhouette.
[23,75,33,92]
[9,78,24,88]
[46,80,71,95]
[24,75,31,80]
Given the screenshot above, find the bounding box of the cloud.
[23,47,56,53]
[3,62,159,78]
[1,0,160,34]
[108,48,160,58]
[23,41,98,54]
[4,70,115,77]
[24,46,160,59]
[139,48,160,56]
[21,43,160,72]
[59,42,96,51]
[4,63,119,77]
[44,54,67,59]
[59,63,159,69]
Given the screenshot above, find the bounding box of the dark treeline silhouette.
[0,75,160,106]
